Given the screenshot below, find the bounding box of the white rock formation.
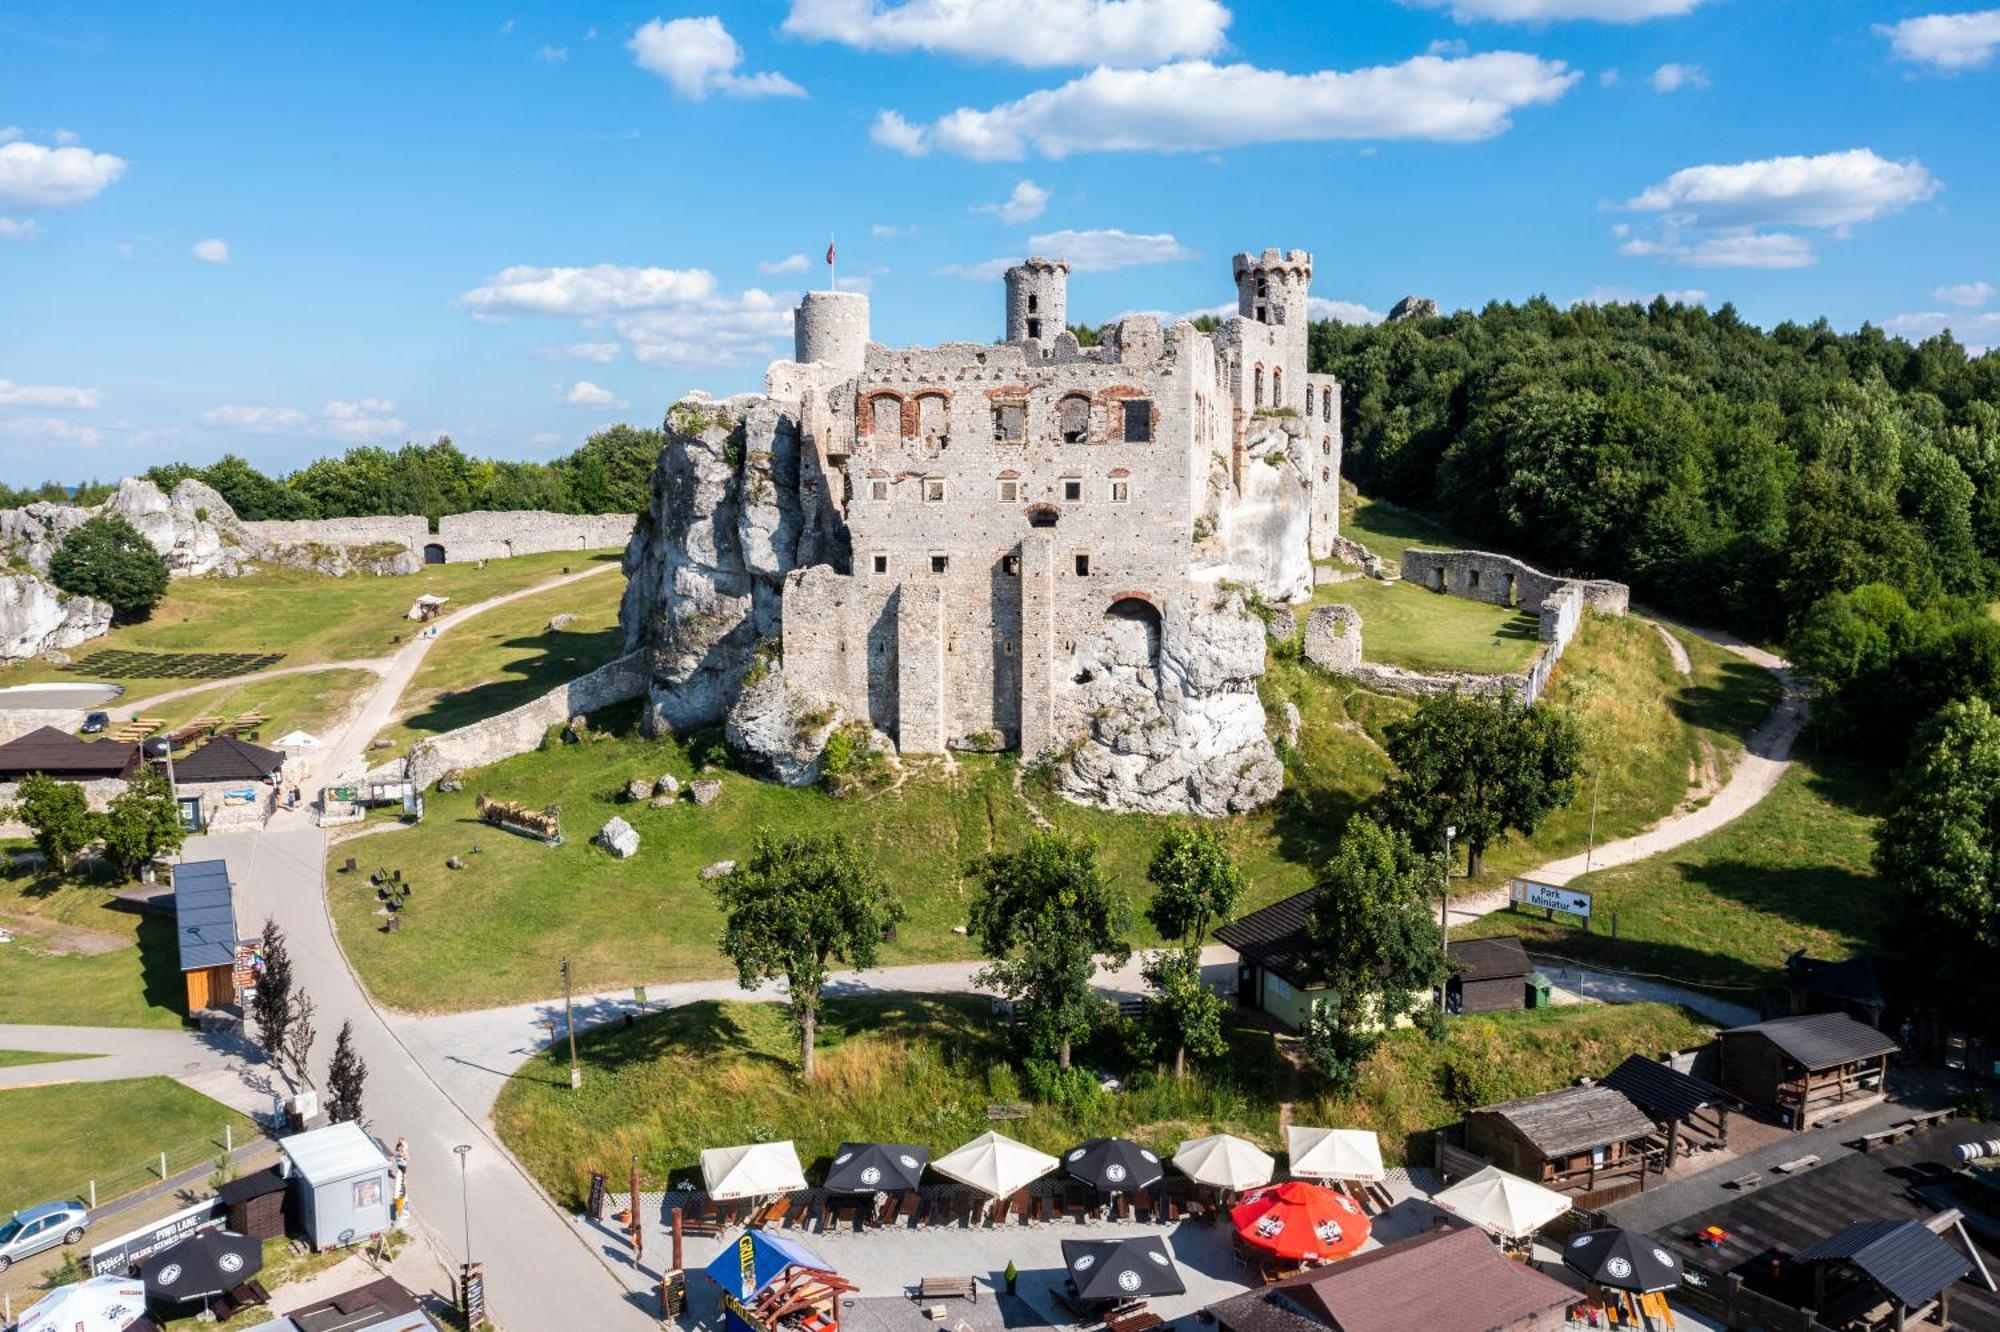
[724,664,841,786]
[0,576,113,663]
[1199,418,1313,605]
[596,817,640,859]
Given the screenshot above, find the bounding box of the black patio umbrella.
[1562,1228,1682,1294]
[1061,1237,1187,1304]
[1063,1137,1164,1194]
[824,1142,929,1194]
[142,1229,263,1304]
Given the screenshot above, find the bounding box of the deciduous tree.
[48,514,170,620]
[250,918,294,1072]
[1140,948,1228,1079]
[99,768,184,878]
[1875,698,2000,992]
[714,830,904,1077]
[12,772,99,870]
[1145,823,1245,947]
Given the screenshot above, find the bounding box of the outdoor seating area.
[59,649,287,679]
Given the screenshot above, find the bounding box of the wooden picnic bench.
[1774,1154,1820,1174]
[1106,1311,1163,1332]
[919,1277,977,1304]
[1729,1172,1762,1190]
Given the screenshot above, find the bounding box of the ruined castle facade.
[622,249,1342,814]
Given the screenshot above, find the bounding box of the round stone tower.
[1004,257,1069,344]
[1233,248,1313,331]
[794,290,870,374]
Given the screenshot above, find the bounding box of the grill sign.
[89,1201,224,1276]
[1510,879,1591,920]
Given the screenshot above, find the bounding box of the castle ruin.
[621,248,1342,815]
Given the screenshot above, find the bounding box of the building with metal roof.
[1600,1053,1732,1159]
[278,1123,395,1252]
[1215,889,1322,1030]
[1797,1219,1974,1318]
[1718,1012,1900,1131]
[1445,936,1532,1014]
[173,858,239,1011]
[174,735,286,783]
[0,725,139,781]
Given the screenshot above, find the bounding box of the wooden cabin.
[1718,1013,1899,1132]
[1445,937,1533,1015]
[174,858,240,1012]
[1600,1053,1731,1162]
[1796,1220,1973,1331]
[0,725,139,781]
[1216,889,1324,1031]
[1464,1084,1656,1204]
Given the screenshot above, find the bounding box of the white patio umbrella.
[15,1276,149,1332]
[1286,1126,1386,1183]
[701,1140,807,1200]
[1173,1133,1276,1191]
[1430,1165,1572,1239]
[931,1131,1059,1198]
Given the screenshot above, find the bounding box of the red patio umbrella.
[1230,1180,1371,1263]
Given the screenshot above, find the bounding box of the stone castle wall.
[435,510,637,563]
[1303,580,1589,707]
[389,651,650,787]
[246,514,429,553]
[1400,547,1630,615]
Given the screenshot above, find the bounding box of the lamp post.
[562,959,580,1090]
[453,1143,473,1260]
[454,1142,484,1326]
[1437,825,1456,1015]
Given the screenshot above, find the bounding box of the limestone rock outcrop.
[0,575,113,664]
[1056,593,1283,817]
[1199,418,1313,605]
[723,662,842,786]
[1387,295,1439,322]
[597,817,640,859]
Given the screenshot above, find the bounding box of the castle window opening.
[1272,368,1283,407]
[1122,399,1153,442]
[1063,479,1083,502]
[1304,386,1313,416]
[870,394,902,439]
[1253,367,1264,407]
[931,554,949,574]
[1075,554,1091,576]
[1255,304,1267,323]
[1028,294,1039,313]
[1058,393,1091,443]
[1257,277,1269,298]
[917,392,950,447]
[1322,467,1331,483]
[873,554,889,574]
[1322,438,1331,456]
[1323,392,1332,423]
[1003,554,1020,576]
[997,478,1020,502]
[1468,568,1481,590]
[923,479,946,503]
[870,478,890,501]
[993,402,1026,442]
[1026,318,1042,340]
[1028,505,1059,528]
[1110,480,1129,503]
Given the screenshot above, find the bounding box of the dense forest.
[0,425,664,522]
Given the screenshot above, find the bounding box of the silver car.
[0,1200,90,1271]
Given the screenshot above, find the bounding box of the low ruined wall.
[0,708,92,743]
[396,651,650,787]
[1400,547,1628,615]
[1301,600,1576,706]
[246,515,429,555]
[182,778,277,832]
[434,511,637,563]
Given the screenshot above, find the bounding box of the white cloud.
[562,380,630,408]
[52,130,79,146]
[0,416,103,447]
[612,288,796,368]
[321,398,408,442]
[1882,309,2000,352]
[529,430,567,447]
[1618,230,1816,269]
[1307,297,1386,323]
[0,378,100,409]
[628,17,804,99]
[1626,149,1939,228]
[1649,62,1707,91]
[1598,67,1621,86]
[458,263,718,317]
[536,340,623,362]
[191,237,230,264]
[0,128,20,144]
[782,0,1230,68]
[873,53,1579,160]
[500,18,516,35]
[1933,280,1994,307]
[973,179,1051,224]
[1577,285,1709,305]
[1876,9,2000,72]
[1031,228,1193,271]
[871,222,916,239]
[760,252,810,274]
[938,256,1022,282]
[0,138,127,210]
[1403,0,1703,19]
[0,218,37,241]
[538,44,569,62]
[201,404,307,432]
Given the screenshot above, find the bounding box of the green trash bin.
[1525,971,1553,1009]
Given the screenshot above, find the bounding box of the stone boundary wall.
[1400,547,1629,615]
[245,515,429,553]
[389,651,650,787]
[0,707,95,743]
[0,776,127,835]
[1302,582,1587,707]
[434,511,637,563]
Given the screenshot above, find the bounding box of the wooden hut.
[0,725,139,781]
[1216,889,1325,1031]
[1796,1220,1973,1331]
[1445,937,1533,1015]
[216,1165,289,1240]
[1600,1053,1732,1162]
[1717,1013,1899,1131]
[173,858,239,1012]
[1463,1084,1656,1204]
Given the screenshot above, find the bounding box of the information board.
[1508,878,1592,920]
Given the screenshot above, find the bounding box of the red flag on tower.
[825,236,836,267]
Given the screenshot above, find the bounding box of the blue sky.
[2,0,1996,485]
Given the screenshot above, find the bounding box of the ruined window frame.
[1121,399,1153,443]
[1074,553,1091,577]
[997,478,1020,503]
[923,478,947,503]
[930,553,949,574]
[1057,392,1092,444]
[1109,480,1130,504]
[1003,554,1021,576]
[992,401,1026,444]
[1062,478,1083,503]
[872,553,889,575]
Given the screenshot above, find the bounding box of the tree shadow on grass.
[1668,658,1786,744]
[399,624,625,739]
[136,915,189,1020]
[1497,612,1542,642]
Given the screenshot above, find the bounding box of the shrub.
[1023,1057,1106,1116]
[48,514,170,620]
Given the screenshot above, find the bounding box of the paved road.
[0,1023,274,1115]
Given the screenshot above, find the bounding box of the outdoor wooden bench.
[1729,1172,1763,1190]
[800,1198,824,1231]
[1107,1313,1162,1332]
[920,1277,978,1304]
[1050,1287,1098,1326]
[1775,1154,1820,1173]
[1130,1189,1152,1222]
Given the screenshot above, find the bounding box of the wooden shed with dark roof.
[1600,1053,1731,1160]
[1208,1226,1576,1332]
[1215,888,1325,1031]
[1464,1083,1657,1202]
[1446,936,1532,1014]
[173,735,286,783]
[0,725,139,781]
[1718,1012,1900,1131]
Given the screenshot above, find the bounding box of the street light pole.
[563,959,580,1090]
[453,1143,473,1260]
[1584,763,1602,875]
[1437,825,1456,1016]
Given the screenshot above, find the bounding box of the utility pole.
[1584,764,1602,875]
[1437,825,1456,1016]
[563,959,581,1090]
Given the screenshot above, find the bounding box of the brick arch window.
[1057,393,1091,444]
[1323,391,1332,423]
[915,391,950,446]
[1272,368,1283,409]
[867,392,903,440]
[1253,366,1264,408]
[1303,385,1314,417]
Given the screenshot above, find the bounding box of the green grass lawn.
[0,1078,256,1216]
[0,549,623,691]
[1304,575,1542,674]
[1339,492,1471,570]
[0,1050,98,1068]
[1454,755,1888,988]
[114,668,378,744]
[0,869,189,1029]
[492,993,1712,1206]
[379,572,629,756]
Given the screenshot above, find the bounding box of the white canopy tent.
[700,1141,807,1201]
[931,1131,1058,1198]
[1286,1126,1386,1183]
[274,730,321,748]
[1430,1165,1572,1239]
[1172,1133,1276,1191]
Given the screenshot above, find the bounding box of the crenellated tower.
[1004,257,1069,345]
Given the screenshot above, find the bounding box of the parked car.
[80,712,109,735]
[0,1200,90,1271]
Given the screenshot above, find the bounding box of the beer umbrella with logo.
[1063,1137,1164,1195]
[1230,1180,1371,1263]
[824,1142,929,1194]
[1060,1236,1187,1304]
[15,1276,148,1332]
[1563,1229,1683,1294]
[142,1228,264,1304]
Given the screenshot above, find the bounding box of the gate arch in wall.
[423,543,446,565]
[1103,592,1164,669]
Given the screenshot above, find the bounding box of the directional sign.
[1509,878,1591,920]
